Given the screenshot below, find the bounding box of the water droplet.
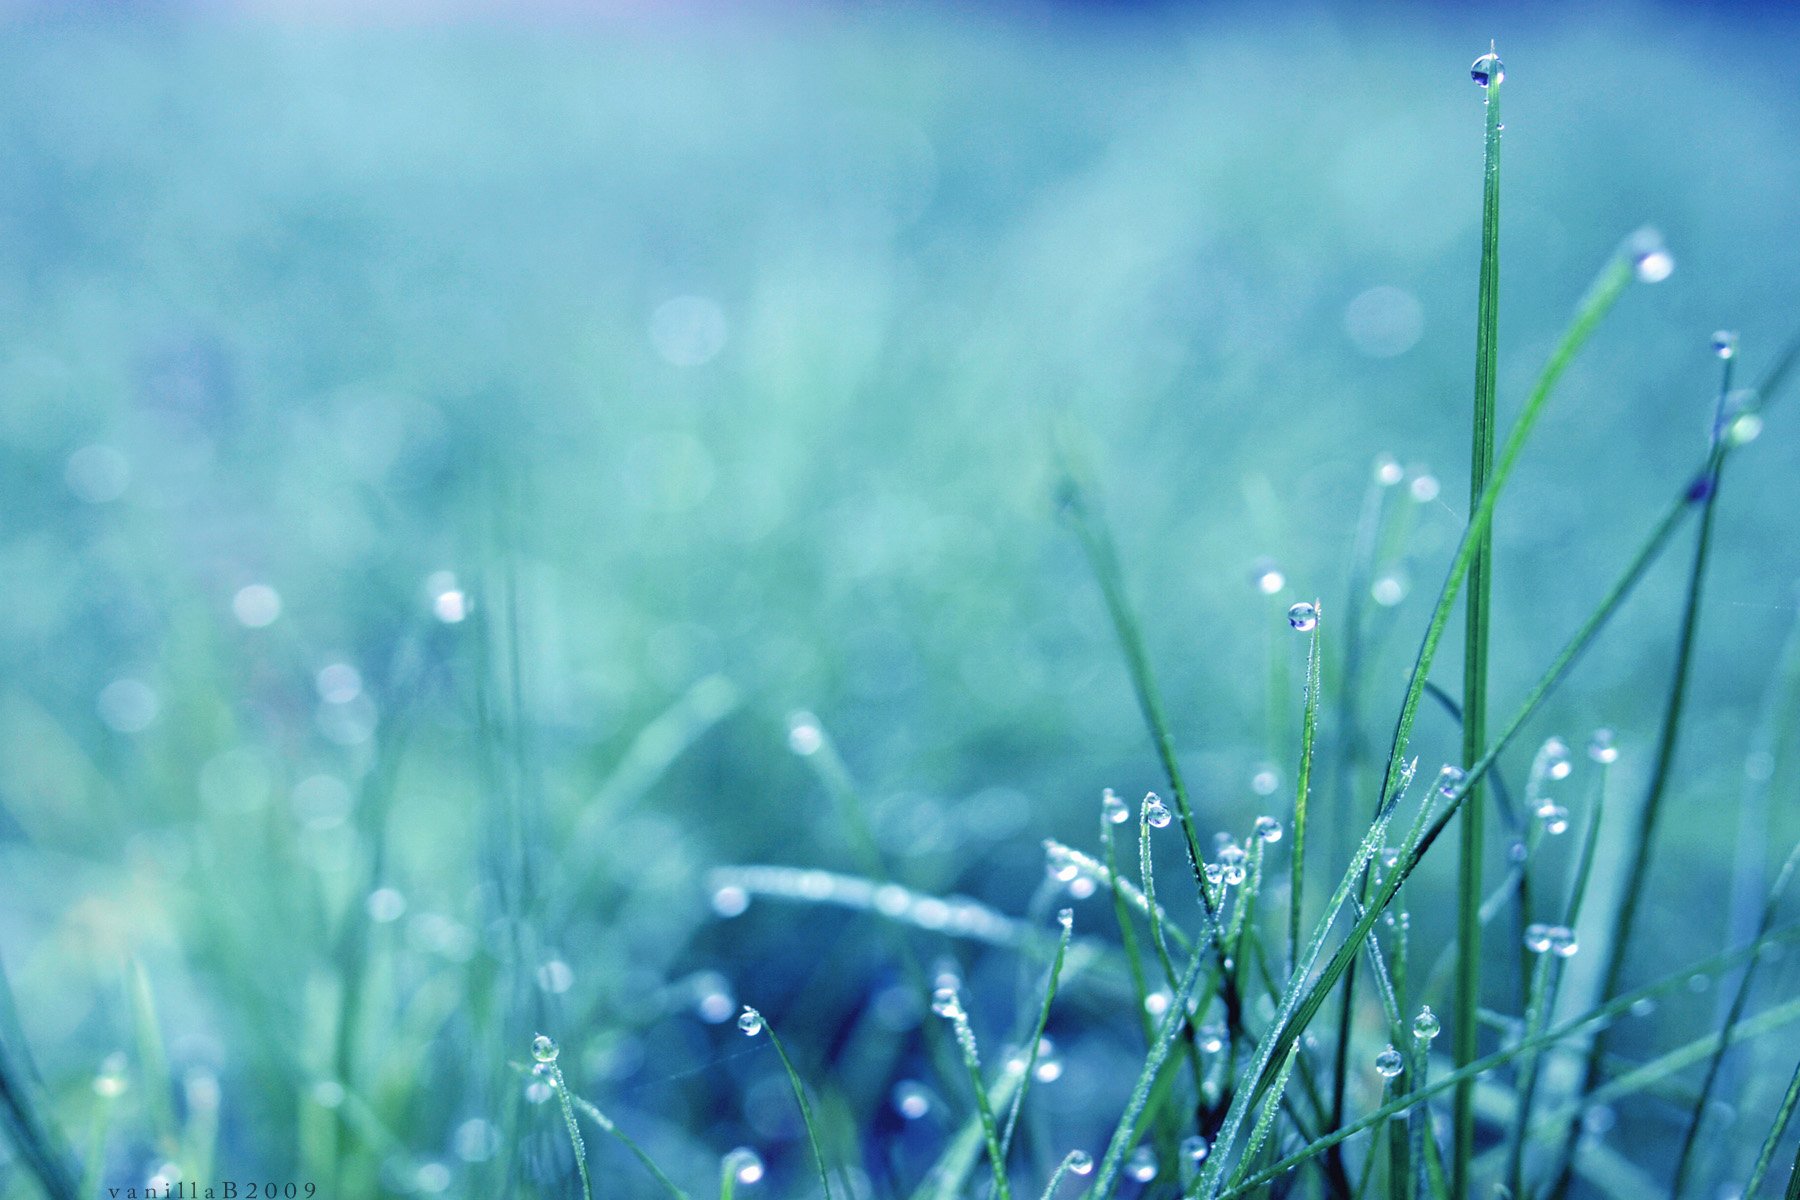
[930,987,962,1019]
[1102,788,1129,824]
[1057,908,1074,933]
[1371,572,1409,607]
[1374,454,1404,486]
[1436,765,1466,798]
[232,583,283,628]
[1198,1024,1226,1054]
[1548,927,1579,958]
[531,1035,558,1064]
[1068,1150,1095,1176]
[1127,1144,1159,1182]
[1538,805,1570,835]
[1181,1135,1211,1165]
[1375,1045,1404,1078]
[712,885,750,917]
[1409,473,1441,503]
[1413,1006,1441,1041]
[1470,51,1504,88]
[786,711,824,756]
[1033,1035,1065,1082]
[1143,793,1172,829]
[1712,331,1738,360]
[1067,875,1096,899]
[1630,228,1675,283]
[1250,557,1286,596]
[93,1052,129,1099]
[737,1007,764,1036]
[1254,815,1284,843]
[1726,411,1764,446]
[725,1147,765,1185]
[1541,737,1573,780]
[1251,764,1281,796]
[1588,728,1619,763]
[1145,990,1172,1017]
[1524,923,1553,953]
[1287,602,1319,632]
[893,1080,932,1119]
[426,571,470,623]
[1630,997,1657,1018]
[1203,862,1225,885]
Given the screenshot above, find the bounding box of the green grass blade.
[1670,839,1800,1197]
[999,908,1075,1158]
[1455,46,1504,1197]
[1215,920,1800,1199]
[751,1012,838,1200]
[1100,801,1156,1046]
[566,1093,693,1200]
[1744,1056,1800,1198]
[1291,611,1323,976]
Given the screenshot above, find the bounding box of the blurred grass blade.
[128,957,179,1153]
[1743,1056,1800,1198]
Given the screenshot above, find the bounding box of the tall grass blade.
[565,1093,693,1200]
[750,1012,838,1200]
[1291,611,1323,976]
[1744,1057,1800,1198]
[999,909,1075,1158]
[1455,44,1504,1196]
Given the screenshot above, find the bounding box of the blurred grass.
[0,2,1798,1196]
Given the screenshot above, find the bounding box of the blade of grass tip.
[1670,839,1800,1198]
[562,1092,694,1200]
[527,1037,591,1200]
[740,1010,838,1200]
[1136,794,1211,1100]
[1000,909,1075,1158]
[1549,331,1800,1200]
[1290,611,1323,977]
[1456,42,1504,1200]
[1227,412,1713,1188]
[1041,1150,1098,1199]
[1216,920,1800,1199]
[1743,1055,1800,1198]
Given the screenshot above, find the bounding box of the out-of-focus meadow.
[2,2,1798,1196]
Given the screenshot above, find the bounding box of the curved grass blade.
[566,1093,692,1200]
[747,1011,837,1200]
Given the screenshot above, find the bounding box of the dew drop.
[893,1080,932,1120]
[1374,1045,1405,1078]
[712,885,751,918]
[1057,908,1074,934]
[1251,764,1281,796]
[1541,737,1573,780]
[1409,473,1441,503]
[1470,51,1504,88]
[1254,815,1284,843]
[1588,728,1619,764]
[1102,787,1130,824]
[1250,557,1286,596]
[1034,1036,1065,1082]
[1204,863,1225,885]
[1067,1150,1095,1176]
[1371,573,1408,606]
[1539,804,1570,836]
[1220,860,1247,887]
[786,711,824,756]
[1198,1024,1226,1054]
[1181,1134,1210,1165]
[1413,1006,1441,1042]
[725,1147,765,1185]
[1436,765,1466,798]
[1143,793,1172,829]
[1374,454,1404,486]
[93,1052,129,1099]
[1726,411,1764,446]
[1630,228,1675,283]
[1524,923,1554,954]
[930,987,962,1019]
[1287,602,1319,632]
[1712,331,1738,360]
[1127,1144,1159,1182]
[531,1035,558,1064]
[1548,926,1579,958]
[737,1007,764,1036]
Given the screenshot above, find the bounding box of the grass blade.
[1291,609,1323,976]
[1744,1056,1800,1198]
[566,1094,693,1200]
[1454,45,1504,1196]
[742,1009,837,1200]
[999,908,1076,1158]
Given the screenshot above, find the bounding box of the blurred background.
[1,1,1798,1196]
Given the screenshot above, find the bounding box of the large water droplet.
[1413,1006,1441,1041]
[1538,804,1570,836]
[930,987,962,1019]
[1524,923,1554,954]
[1470,51,1504,88]
[1375,1045,1405,1078]
[1181,1135,1210,1165]
[1712,330,1738,360]
[531,1035,559,1064]
[1143,793,1172,829]
[1436,765,1466,798]
[1127,1145,1159,1182]
[1548,926,1579,958]
[1067,1150,1095,1176]
[1374,454,1404,487]
[1541,737,1573,780]
[1254,815,1284,843]
[1287,601,1319,632]
[737,1007,765,1036]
